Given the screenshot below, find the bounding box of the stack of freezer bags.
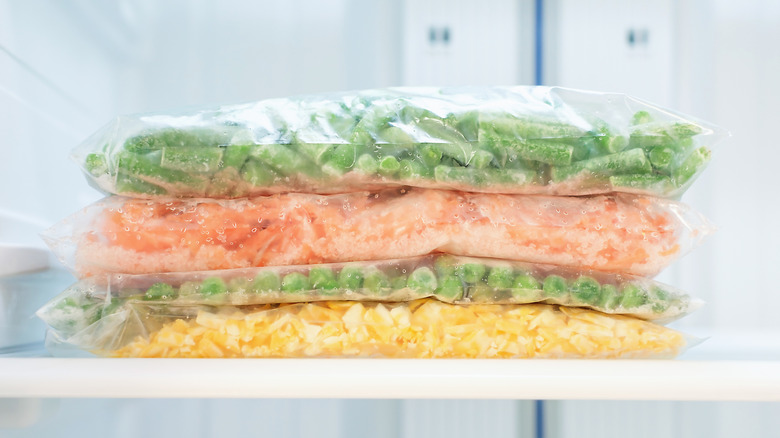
[37,86,724,358]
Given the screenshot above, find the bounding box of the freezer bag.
[43,188,712,278]
[52,255,700,322]
[38,299,689,359]
[75,86,725,199]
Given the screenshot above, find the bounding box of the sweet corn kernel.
[110,300,686,359]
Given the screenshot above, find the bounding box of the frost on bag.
[42,189,713,278]
[75,87,726,199]
[40,255,701,323]
[37,297,689,359]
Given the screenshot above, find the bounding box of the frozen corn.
[75,87,725,199]
[43,188,711,278]
[39,299,688,359]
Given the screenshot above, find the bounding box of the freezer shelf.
[0,358,778,401]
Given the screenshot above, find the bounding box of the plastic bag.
[38,298,688,359]
[38,254,700,323]
[43,189,712,278]
[74,87,726,199]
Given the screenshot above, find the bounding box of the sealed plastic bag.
[75,87,725,199]
[38,298,688,359]
[43,189,712,278]
[49,255,699,322]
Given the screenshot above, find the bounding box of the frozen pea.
[461,263,486,283]
[363,268,391,295]
[570,276,602,305]
[252,271,281,293]
[433,255,461,277]
[543,275,568,298]
[650,286,672,313]
[391,274,408,290]
[620,283,649,308]
[200,277,228,296]
[309,267,338,291]
[513,273,541,290]
[407,267,438,293]
[435,275,464,300]
[487,266,514,289]
[228,277,251,294]
[338,265,364,290]
[178,281,200,297]
[144,282,176,300]
[281,272,310,293]
[510,273,542,301]
[598,284,621,310]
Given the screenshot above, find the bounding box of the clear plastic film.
[37,254,701,324]
[38,299,689,359]
[74,87,727,199]
[42,189,713,278]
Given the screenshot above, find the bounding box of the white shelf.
[1,358,778,401]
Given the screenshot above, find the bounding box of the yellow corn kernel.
[110,300,687,359]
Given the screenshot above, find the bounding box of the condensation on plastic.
[41,255,701,323]
[73,86,727,199]
[42,188,714,278]
[39,299,690,359]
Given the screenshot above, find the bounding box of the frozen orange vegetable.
[103,300,687,359]
[44,188,711,278]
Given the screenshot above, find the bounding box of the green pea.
[309,267,338,291]
[598,284,621,310]
[487,266,514,289]
[461,263,487,283]
[543,275,568,298]
[200,277,228,296]
[144,282,176,300]
[338,265,364,290]
[570,276,602,305]
[251,271,281,293]
[407,267,438,293]
[363,268,391,296]
[435,275,464,300]
[511,273,542,301]
[434,255,461,277]
[620,283,649,308]
[227,277,251,294]
[281,272,310,293]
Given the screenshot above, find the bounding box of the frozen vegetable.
[75,87,725,199]
[39,255,699,323]
[40,299,688,359]
[43,189,712,278]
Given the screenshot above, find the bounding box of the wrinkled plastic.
[43,189,713,278]
[39,299,689,359]
[74,87,726,199]
[38,254,701,324]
